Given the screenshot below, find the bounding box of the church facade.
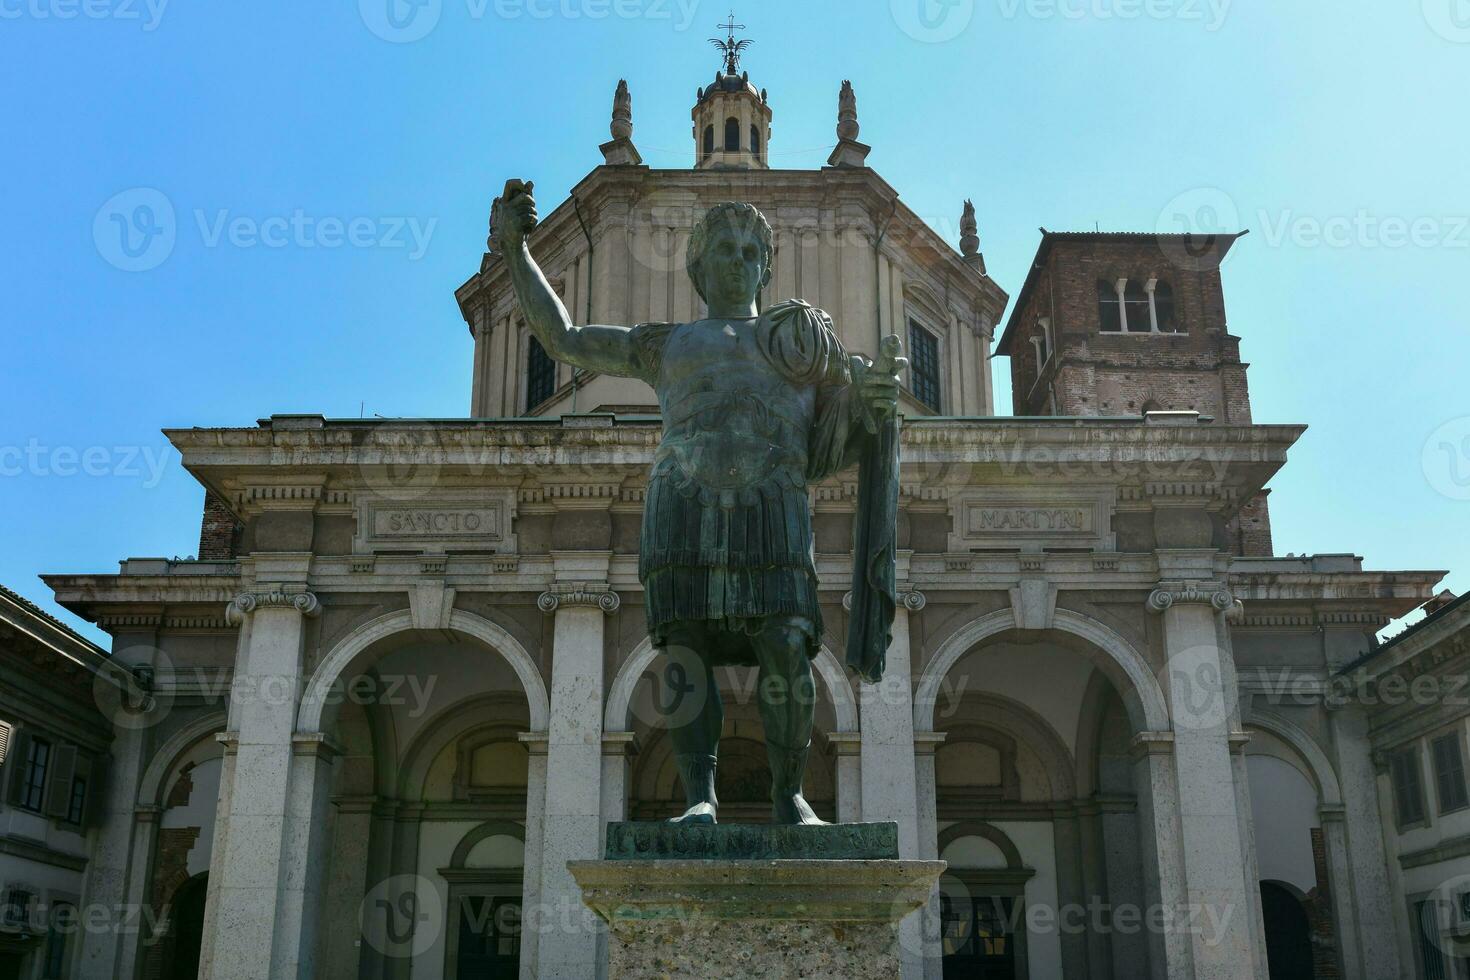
[1,46,1463,980]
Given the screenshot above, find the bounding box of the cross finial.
[709,11,751,75]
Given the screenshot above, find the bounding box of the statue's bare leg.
[660,627,723,825]
[750,622,827,826]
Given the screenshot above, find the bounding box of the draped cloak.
[628,300,898,683]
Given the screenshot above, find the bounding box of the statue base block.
[570,823,944,979]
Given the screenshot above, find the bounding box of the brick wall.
[197,491,241,560]
[1005,235,1273,553]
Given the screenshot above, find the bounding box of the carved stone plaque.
[947,488,1115,552]
[355,491,516,554]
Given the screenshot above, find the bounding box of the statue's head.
[686,202,773,309]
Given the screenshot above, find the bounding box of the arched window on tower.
[1154,281,1179,333]
[724,117,740,151]
[1097,280,1123,332]
[1124,279,1151,332]
[750,125,761,159]
[702,124,714,158]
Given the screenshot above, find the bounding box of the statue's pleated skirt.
[640,461,822,663]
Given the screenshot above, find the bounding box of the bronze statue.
[493,181,902,825]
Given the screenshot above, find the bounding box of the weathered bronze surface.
[493,183,902,827]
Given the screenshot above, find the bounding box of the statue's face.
[696,223,767,311]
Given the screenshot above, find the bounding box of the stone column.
[913,731,945,980]
[1325,705,1398,980]
[520,736,548,980]
[534,581,618,980]
[75,724,150,980]
[858,595,925,979]
[826,732,862,823]
[1318,806,1363,980]
[202,588,321,980]
[1146,582,1262,979]
[75,620,162,980]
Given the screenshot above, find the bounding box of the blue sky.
[2,0,1467,645]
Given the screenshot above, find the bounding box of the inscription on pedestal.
[603,821,899,861]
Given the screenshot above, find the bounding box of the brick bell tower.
[995,230,1274,556]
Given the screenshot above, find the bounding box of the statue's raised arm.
[491,178,643,378]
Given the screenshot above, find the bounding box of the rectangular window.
[1433,733,1469,813]
[67,776,88,825]
[525,335,556,411]
[22,737,51,811]
[1391,746,1427,826]
[908,319,941,412]
[2,889,33,930]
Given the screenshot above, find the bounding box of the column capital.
[842,589,925,612]
[537,585,620,615]
[225,589,321,625]
[1129,730,1176,759]
[1146,583,1242,619]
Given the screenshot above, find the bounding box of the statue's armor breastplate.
[654,320,814,496]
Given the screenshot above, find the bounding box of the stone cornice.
[537,586,620,615]
[224,590,321,625]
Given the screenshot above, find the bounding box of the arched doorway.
[163,873,208,980]
[1260,881,1313,980]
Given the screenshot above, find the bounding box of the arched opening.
[443,821,525,980]
[724,116,740,151]
[299,610,547,977]
[162,873,208,980]
[1244,717,1344,977]
[138,725,223,980]
[750,125,761,159]
[1260,881,1313,979]
[702,124,714,158]
[608,640,858,823]
[915,610,1169,979]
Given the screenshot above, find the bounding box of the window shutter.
[43,744,78,818]
[84,754,109,828]
[0,722,10,768]
[4,729,30,806]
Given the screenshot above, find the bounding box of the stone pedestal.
[570,823,945,979]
